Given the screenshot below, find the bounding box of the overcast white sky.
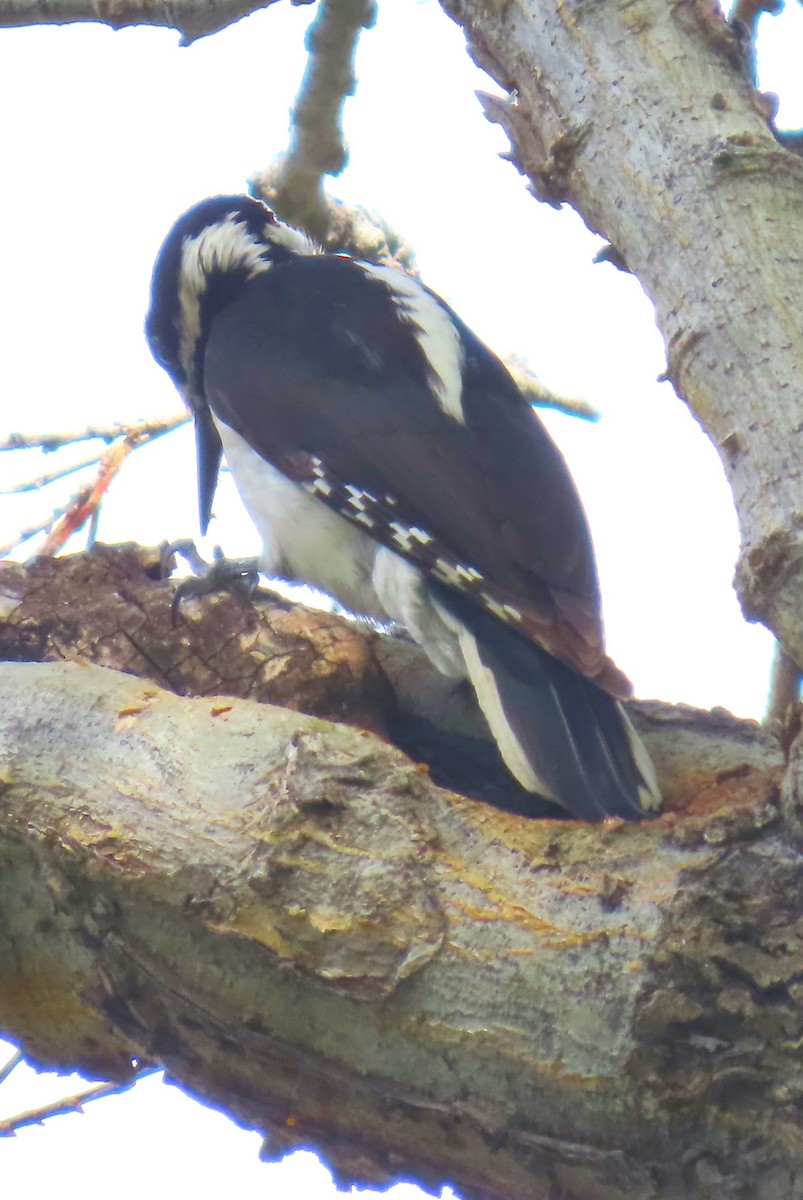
[1,0,801,1194]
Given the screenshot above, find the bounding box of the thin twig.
[0,1050,23,1089]
[86,501,102,548]
[1,414,188,454]
[38,440,134,557]
[505,355,600,421]
[0,450,104,494]
[260,0,376,241]
[0,1069,157,1137]
[1,415,189,561]
[0,512,60,559]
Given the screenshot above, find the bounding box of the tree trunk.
[441,0,803,671]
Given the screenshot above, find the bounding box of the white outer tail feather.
[457,626,546,797]
[437,593,661,817]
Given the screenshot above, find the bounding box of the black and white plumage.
[146,194,661,821]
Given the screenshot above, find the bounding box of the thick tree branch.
[0,653,794,1200]
[260,0,376,242]
[0,544,782,811]
[442,0,803,671]
[0,544,795,1200]
[0,0,296,44]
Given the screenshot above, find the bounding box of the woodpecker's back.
[146,194,662,822]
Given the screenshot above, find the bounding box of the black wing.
[202,254,627,693]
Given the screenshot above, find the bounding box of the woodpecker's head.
[146,194,315,400]
[146,195,316,532]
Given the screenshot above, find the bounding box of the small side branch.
[261,0,377,241]
[505,356,600,421]
[0,415,188,560]
[1,415,187,454]
[0,1050,23,1088]
[0,1072,153,1137]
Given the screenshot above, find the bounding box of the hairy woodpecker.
[146,194,661,821]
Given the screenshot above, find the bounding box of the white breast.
[213,416,466,680]
[213,417,387,617]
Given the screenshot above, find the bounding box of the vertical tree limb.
[442,0,803,670]
[263,0,377,241]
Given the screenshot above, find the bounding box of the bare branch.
[0,450,103,495]
[0,512,60,560]
[0,546,794,1196]
[259,0,376,241]
[0,414,188,454]
[0,1073,153,1137]
[0,1050,23,1089]
[505,355,600,421]
[1,415,189,561]
[0,0,298,45]
[37,439,134,557]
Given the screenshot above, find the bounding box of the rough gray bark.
[0,657,794,1200]
[1,546,799,1200]
[439,0,803,672]
[0,544,778,811]
[0,0,297,43]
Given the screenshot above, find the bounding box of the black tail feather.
[432,584,661,821]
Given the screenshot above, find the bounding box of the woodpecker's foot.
[166,540,261,622]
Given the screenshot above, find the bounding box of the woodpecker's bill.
[146,194,661,821]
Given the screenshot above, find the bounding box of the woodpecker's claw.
[165,540,261,623]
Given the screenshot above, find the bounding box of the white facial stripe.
[182,214,271,292]
[178,214,273,376]
[360,263,465,423]
[268,221,319,256]
[178,210,318,379]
